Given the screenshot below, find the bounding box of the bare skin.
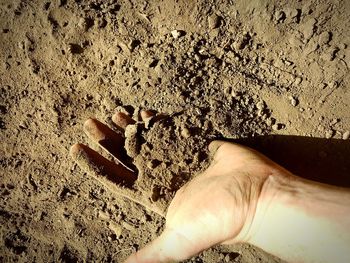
[71,111,350,263]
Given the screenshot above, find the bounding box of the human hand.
[125,140,293,262]
[70,110,292,262]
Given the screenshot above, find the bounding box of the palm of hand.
[126,142,278,262]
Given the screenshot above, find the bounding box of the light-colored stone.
[325,129,334,139]
[171,30,184,39]
[342,131,350,140]
[181,127,191,138]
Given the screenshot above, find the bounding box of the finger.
[124,229,195,263]
[70,143,137,185]
[140,110,155,122]
[83,118,129,163]
[112,112,136,130]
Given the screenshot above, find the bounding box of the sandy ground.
[1,0,349,262]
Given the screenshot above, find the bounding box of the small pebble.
[121,221,135,232]
[328,81,339,89]
[181,127,191,138]
[330,118,339,126]
[171,30,184,39]
[318,31,332,46]
[18,41,25,49]
[325,129,334,139]
[318,98,325,104]
[256,101,265,110]
[265,118,273,126]
[146,159,160,169]
[98,211,110,220]
[274,10,286,23]
[128,39,140,51]
[208,14,221,29]
[224,252,239,262]
[272,124,279,130]
[288,96,298,106]
[342,131,350,140]
[283,59,293,66]
[294,77,302,85]
[302,18,317,41]
[194,54,202,62]
[324,47,339,61]
[231,91,239,98]
[338,43,346,49]
[272,123,284,131]
[108,221,123,237]
[257,110,264,117]
[317,125,325,132]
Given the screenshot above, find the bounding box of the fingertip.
[112,112,135,130]
[83,118,110,143]
[69,143,86,159]
[83,118,97,131]
[140,110,155,122]
[84,118,106,138]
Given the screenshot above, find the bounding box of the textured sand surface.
[1,0,349,262]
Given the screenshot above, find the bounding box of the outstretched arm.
[125,141,350,263]
[249,174,350,263]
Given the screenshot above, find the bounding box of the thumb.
[208,140,226,156]
[124,228,196,263]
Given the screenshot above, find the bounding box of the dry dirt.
[1,0,350,262]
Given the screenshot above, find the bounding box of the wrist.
[228,168,293,245]
[241,170,291,243]
[246,172,350,263]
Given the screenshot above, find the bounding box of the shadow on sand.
[232,135,350,188]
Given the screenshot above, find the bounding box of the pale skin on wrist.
[123,141,350,263]
[247,173,350,263]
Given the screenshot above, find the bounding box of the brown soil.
[1,0,349,262]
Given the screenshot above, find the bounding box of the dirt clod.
[342,131,350,140]
[208,14,221,29]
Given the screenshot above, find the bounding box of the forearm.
[248,174,350,263]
